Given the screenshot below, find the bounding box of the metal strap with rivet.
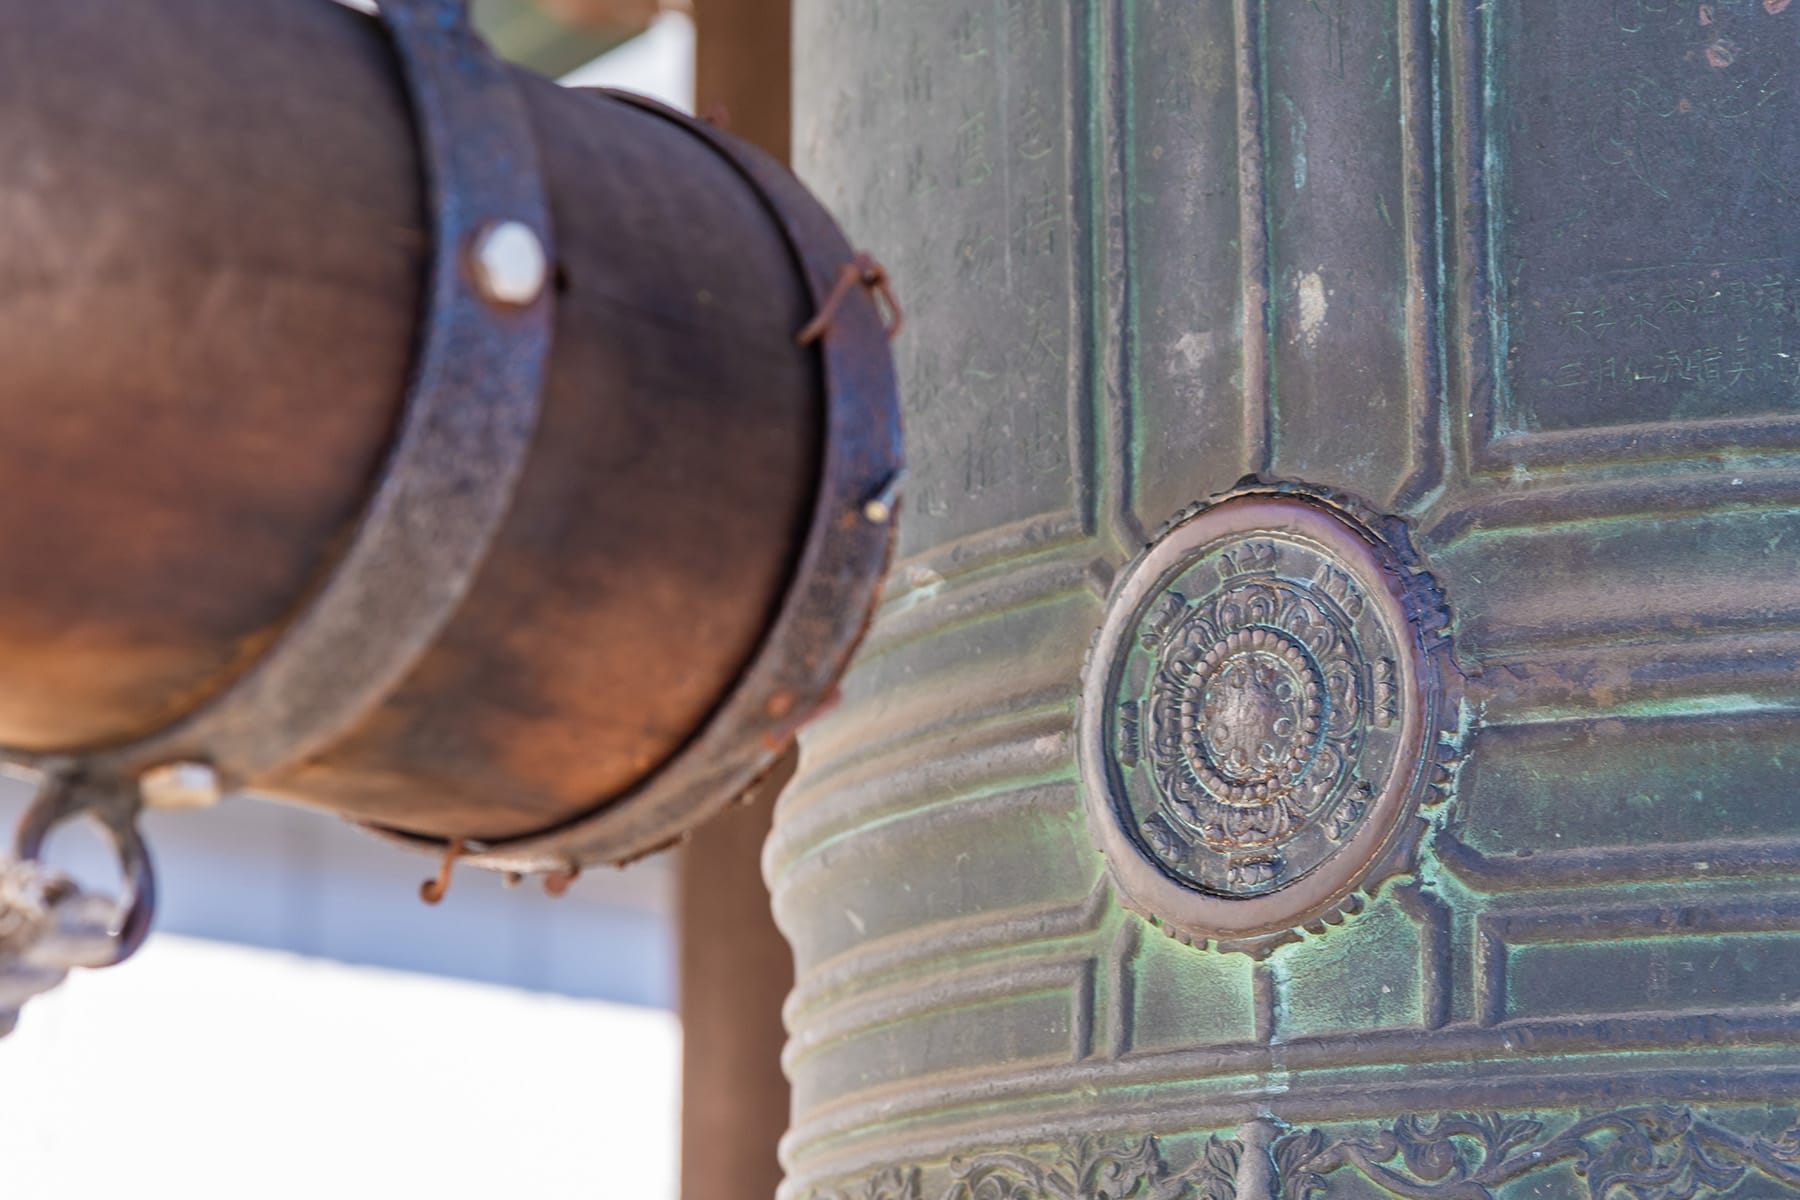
[0,0,553,1036]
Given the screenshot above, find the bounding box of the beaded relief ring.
[1080,486,1459,954]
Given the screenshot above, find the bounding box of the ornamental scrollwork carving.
[811,1136,1203,1200]
[944,1135,1199,1200]
[1198,1108,1800,1200]
[811,1166,923,1200]
[1079,485,1461,953]
[810,1107,1800,1200]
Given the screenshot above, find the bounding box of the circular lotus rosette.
[1080,487,1456,953]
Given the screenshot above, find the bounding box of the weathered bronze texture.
[779,2,1800,1198]
[1081,487,1456,955]
[0,0,899,872]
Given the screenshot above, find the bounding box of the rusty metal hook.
[419,838,466,905]
[797,253,903,346]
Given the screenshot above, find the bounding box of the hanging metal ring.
[13,770,156,966]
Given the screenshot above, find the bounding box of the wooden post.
[680,7,795,1194]
[692,0,790,162]
[680,11,795,1198]
[677,763,795,1200]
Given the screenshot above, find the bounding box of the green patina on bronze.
[778,0,1800,1196]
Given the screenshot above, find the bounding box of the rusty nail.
[862,469,906,525]
[420,839,466,905]
[797,252,902,345]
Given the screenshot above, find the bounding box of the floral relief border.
[809,1106,1800,1200]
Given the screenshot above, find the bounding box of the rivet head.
[469,219,548,308]
[140,761,223,810]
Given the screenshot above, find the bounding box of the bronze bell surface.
[775,3,1800,1198]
